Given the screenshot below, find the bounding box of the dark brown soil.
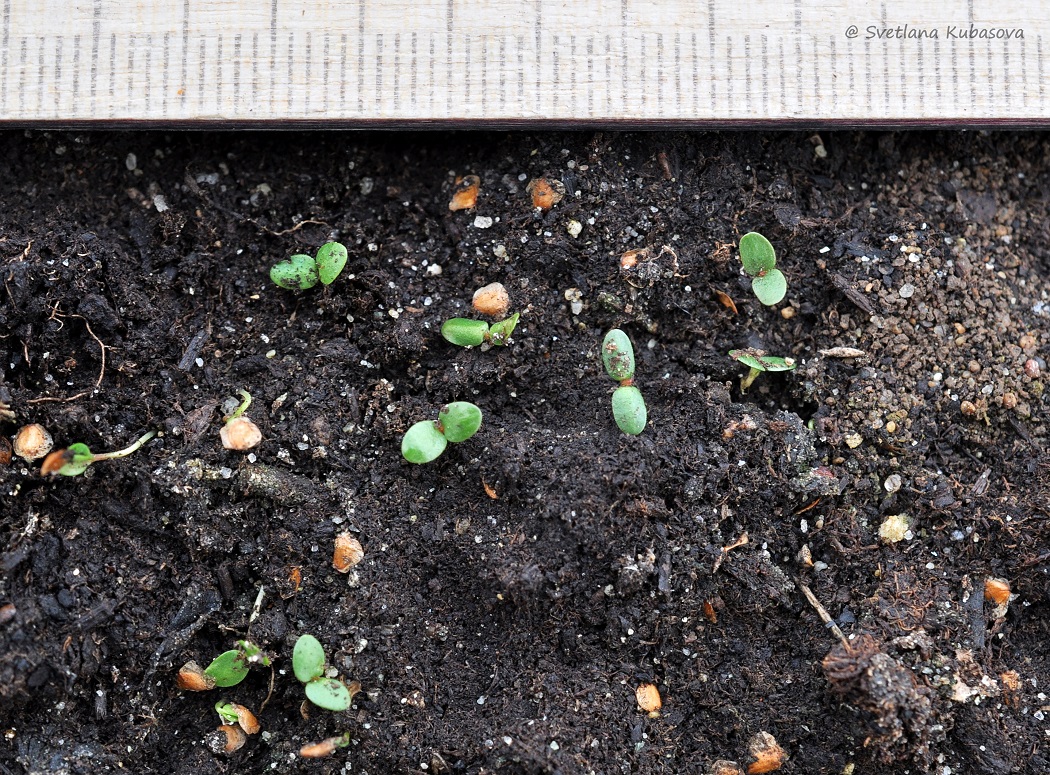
[1,130,1048,775]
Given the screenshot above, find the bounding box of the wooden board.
[1,1,1047,126]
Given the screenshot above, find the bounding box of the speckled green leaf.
[401,421,448,464]
[602,329,636,382]
[438,402,482,443]
[751,268,787,306]
[611,385,647,435]
[305,677,352,711]
[270,254,319,290]
[315,242,348,285]
[204,649,249,687]
[739,232,776,276]
[292,634,326,683]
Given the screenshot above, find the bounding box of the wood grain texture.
[0,1,1046,124]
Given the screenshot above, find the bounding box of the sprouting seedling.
[176,640,271,691]
[215,701,261,735]
[40,430,156,477]
[739,232,787,306]
[401,402,483,464]
[441,312,520,348]
[293,634,354,711]
[602,329,647,435]
[729,349,797,392]
[220,390,262,451]
[270,241,348,290]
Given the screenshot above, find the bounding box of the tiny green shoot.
[729,348,797,392]
[270,242,348,290]
[602,329,647,435]
[401,401,483,464]
[215,701,241,725]
[739,232,787,306]
[40,430,157,477]
[441,312,519,347]
[293,634,352,712]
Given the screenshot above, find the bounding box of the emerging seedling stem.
[729,349,797,392]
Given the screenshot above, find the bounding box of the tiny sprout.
[739,232,787,306]
[215,701,260,734]
[221,390,262,451]
[300,732,352,758]
[602,329,647,435]
[270,241,348,290]
[41,430,156,477]
[401,402,483,464]
[293,634,353,712]
[729,349,797,392]
[441,313,519,348]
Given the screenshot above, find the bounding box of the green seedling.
[270,241,348,290]
[401,402,483,464]
[40,430,157,477]
[205,640,272,688]
[602,329,647,435]
[293,634,353,711]
[729,349,797,392]
[441,312,520,347]
[739,232,787,306]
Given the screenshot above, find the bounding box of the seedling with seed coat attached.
[293,634,354,711]
[401,402,483,464]
[739,232,787,306]
[602,329,647,435]
[41,430,156,477]
[729,349,797,392]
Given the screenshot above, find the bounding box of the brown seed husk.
[526,177,565,210]
[220,417,262,451]
[984,577,1010,606]
[746,731,786,774]
[0,436,12,465]
[13,423,52,461]
[635,683,662,713]
[231,703,260,734]
[710,761,744,775]
[300,735,347,758]
[472,282,510,317]
[333,533,365,573]
[448,175,480,211]
[219,724,246,753]
[176,661,217,691]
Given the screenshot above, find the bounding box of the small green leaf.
[204,649,250,687]
[270,254,319,290]
[215,701,240,724]
[441,318,489,347]
[751,268,787,306]
[401,421,448,464]
[611,385,647,435]
[729,349,797,373]
[487,313,520,345]
[602,329,636,382]
[292,634,326,684]
[236,639,271,667]
[315,242,348,285]
[739,232,777,276]
[438,402,483,443]
[305,678,352,711]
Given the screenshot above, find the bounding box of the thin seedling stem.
[93,430,157,461]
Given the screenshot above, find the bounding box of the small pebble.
[898,283,915,299]
[884,474,902,494]
[780,307,795,320]
[1024,358,1040,378]
[1001,392,1017,409]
